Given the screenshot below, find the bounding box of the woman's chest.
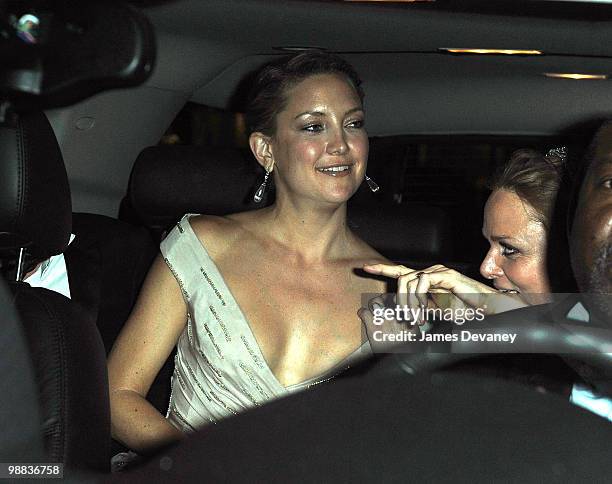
[223,259,365,334]
[212,251,384,382]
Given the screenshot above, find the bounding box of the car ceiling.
[143,0,612,135]
[45,0,612,216]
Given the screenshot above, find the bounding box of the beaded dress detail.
[162,214,369,432]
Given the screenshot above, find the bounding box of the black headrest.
[348,203,453,261]
[127,145,267,229]
[0,112,72,259]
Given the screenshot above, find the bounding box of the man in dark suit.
[562,121,612,412]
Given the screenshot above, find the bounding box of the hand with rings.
[362,263,526,316]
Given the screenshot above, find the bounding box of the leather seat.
[0,278,46,464]
[121,144,268,239]
[0,111,110,473]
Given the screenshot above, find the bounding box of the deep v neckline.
[182,214,367,391]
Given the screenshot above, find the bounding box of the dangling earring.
[365,175,380,193]
[254,169,271,203]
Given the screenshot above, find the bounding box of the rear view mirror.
[0,0,155,115]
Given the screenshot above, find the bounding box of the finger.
[428,289,452,310]
[415,272,431,310]
[368,295,386,313]
[358,308,380,347]
[362,264,413,278]
[428,264,447,272]
[357,307,374,327]
[409,277,428,325]
[397,274,410,308]
[407,278,420,319]
[412,269,465,293]
[427,295,441,309]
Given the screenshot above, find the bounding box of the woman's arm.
[107,255,188,454]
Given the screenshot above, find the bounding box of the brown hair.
[489,148,576,291]
[244,51,364,136]
[489,148,566,229]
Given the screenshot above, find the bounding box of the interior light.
[439,48,543,55]
[544,72,608,80]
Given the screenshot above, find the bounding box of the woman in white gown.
[108,51,388,455]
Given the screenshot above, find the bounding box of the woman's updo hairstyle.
[245,50,364,136]
[488,148,568,229]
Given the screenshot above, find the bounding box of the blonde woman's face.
[480,189,552,305]
[269,73,368,205]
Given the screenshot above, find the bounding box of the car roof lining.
[142,0,612,136]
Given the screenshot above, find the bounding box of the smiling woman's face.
[268,73,368,205]
[480,189,552,305]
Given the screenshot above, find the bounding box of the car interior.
[1,0,612,480]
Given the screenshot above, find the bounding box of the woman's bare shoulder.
[188,210,264,254]
[187,214,243,254]
[188,213,231,235]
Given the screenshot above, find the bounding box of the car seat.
[120,144,268,239]
[0,111,110,472]
[0,278,46,464]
